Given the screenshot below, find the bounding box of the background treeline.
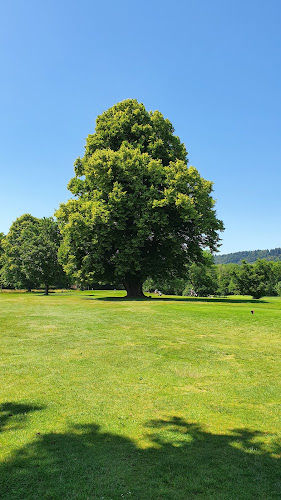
[214,247,281,264]
[143,254,281,299]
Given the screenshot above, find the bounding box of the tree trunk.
[123,277,145,298]
[44,284,49,296]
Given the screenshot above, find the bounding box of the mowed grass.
[0,290,280,499]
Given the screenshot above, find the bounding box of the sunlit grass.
[0,290,280,499]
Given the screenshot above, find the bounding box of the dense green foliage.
[1,210,280,300]
[0,232,4,254]
[144,258,281,299]
[1,214,38,291]
[0,215,66,294]
[0,233,5,288]
[56,99,223,297]
[214,247,281,264]
[0,233,4,264]
[188,252,218,296]
[233,260,276,299]
[143,251,218,296]
[0,291,280,499]
[217,260,281,298]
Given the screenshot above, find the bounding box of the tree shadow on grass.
[0,402,44,433]
[0,412,280,500]
[83,295,268,304]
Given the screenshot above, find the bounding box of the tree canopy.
[56,99,223,297]
[0,232,4,258]
[1,215,65,294]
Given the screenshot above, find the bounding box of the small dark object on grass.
[251,310,254,314]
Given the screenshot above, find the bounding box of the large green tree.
[56,99,223,297]
[1,215,65,294]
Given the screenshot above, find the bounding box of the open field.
[0,290,280,499]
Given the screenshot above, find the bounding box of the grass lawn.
[0,290,280,499]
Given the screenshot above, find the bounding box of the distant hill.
[214,247,281,265]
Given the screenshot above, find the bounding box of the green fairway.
[0,291,280,499]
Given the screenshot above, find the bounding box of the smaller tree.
[1,215,65,294]
[186,252,218,296]
[22,217,66,295]
[1,215,38,291]
[235,260,272,299]
[253,260,276,297]
[216,263,240,296]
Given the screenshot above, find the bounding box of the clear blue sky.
[1,0,280,254]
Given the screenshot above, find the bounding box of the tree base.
[123,278,145,298]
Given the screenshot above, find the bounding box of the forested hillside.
[214,247,281,264]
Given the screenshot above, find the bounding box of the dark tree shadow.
[0,402,44,433]
[83,295,268,304]
[82,295,151,302]
[0,411,280,499]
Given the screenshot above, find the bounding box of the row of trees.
[1,220,280,299]
[143,256,281,299]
